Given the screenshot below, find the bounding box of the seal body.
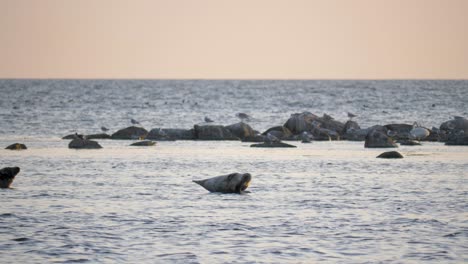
[193,173,251,193]
[0,167,20,188]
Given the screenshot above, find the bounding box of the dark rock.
[111,126,148,140]
[377,151,403,159]
[283,112,317,134]
[147,128,194,140]
[365,126,398,148]
[342,120,361,134]
[262,126,293,140]
[440,117,468,134]
[250,142,297,148]
[445,132,468,146]
[130,141,156,146]
[225,122,256,140]
[85,133,111,140]
[0,167,20,188]
[194,125,239,140]
[5,143,27,150]
[384,124,413,139]
[68,138,103,149]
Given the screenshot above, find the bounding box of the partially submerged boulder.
[130,141,156,146]
[377,151,403,159]
[0,167,20,188]
[250,142,297,148]
[262,126,293,140]
[5,143,27,150]
[68,138,102,149]
[146,128,194,140]
[193,125,239,140]
[283,112,317,134]
[111,126,148,140]
[364,126,397,148]
[225,122,256,140]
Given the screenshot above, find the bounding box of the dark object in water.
[5,143,27,150]
[0,167,20,188]
[193,173,251,194]
[130,141,156,146]
[377,151,403,159]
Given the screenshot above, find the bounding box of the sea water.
[0,80,467,263]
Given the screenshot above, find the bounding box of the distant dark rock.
[0,167,20,188]
[130,141,156,146]
[193,125,239,140]
[445,133,468,146]
[5,143,27,150]
[262,126,293,140]
[86,133,111,140]
[250,142,297,148]
[440,117,468,133]
[147,128,194,140]
[111,126,148,140]
[225,122,256,140]
[283,112,317,134]
[68,138,102,149]
[377,151,403,159]
[364,126,398,148]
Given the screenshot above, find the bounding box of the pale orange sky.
[1,0,467,79]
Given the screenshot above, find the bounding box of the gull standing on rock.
[236,113,251,122]
[347,112,357,120]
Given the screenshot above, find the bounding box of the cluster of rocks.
[58,112,468,149]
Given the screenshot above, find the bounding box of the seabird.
[131,118,140,125]
[204,116,214,123]
[101,126,109,132]
[236,113,251,122]
[347,112,357,119]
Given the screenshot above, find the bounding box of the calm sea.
[1,80,467,263]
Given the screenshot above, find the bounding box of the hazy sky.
[1,0,467,79]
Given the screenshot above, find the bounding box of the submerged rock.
[5,143,27,150]
[111,126,148,140]
[364,126,397,148]
[250,142,297,148]
[193,173,251,193]
[68,138,102,149]
[377,151,403,159]
[193,125,239,140]
[130,141,156,146]
[0,167,20,188]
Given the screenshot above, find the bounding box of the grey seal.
[0,167,20,188]
[193,173,252,194]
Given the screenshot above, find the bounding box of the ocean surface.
[0,79,467,263]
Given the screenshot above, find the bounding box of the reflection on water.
[1,140,467,263]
